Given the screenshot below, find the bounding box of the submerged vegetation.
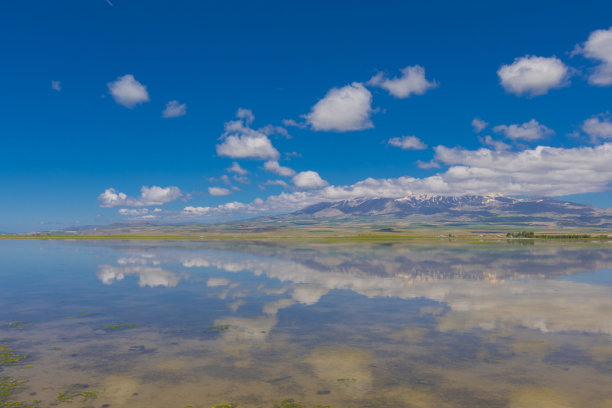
[207,325,230,332]
[0,345,28,367]
[102,323,138,330]
[57,390,98,403]
[0,375,39,408]
[0,323,31,331]
[0,341,37,408]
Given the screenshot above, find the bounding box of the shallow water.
[1,239,612,407]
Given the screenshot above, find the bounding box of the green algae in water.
[0,345,28,367]
[57,390,98,403]
[1,323,31,331]
[65,314,88,320]
[207,325,230,332]
[0,376,38,408]
[210,404,236,408]
[273,400,306,408]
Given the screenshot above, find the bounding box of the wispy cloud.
[51,80,61,92]
[471,118,488,133]
[162,100,186,118]
[264,160,296,176]
[227,162,249,175]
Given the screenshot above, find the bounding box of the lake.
[1,239,612,407]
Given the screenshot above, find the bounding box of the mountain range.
[37,194,612,236]
[277,194,612,228]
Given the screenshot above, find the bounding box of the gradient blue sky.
[1,0,612,232]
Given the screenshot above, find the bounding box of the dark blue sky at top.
[0,0,611,231]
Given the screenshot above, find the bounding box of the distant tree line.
[506,231,534,238]
[506,231,605,239]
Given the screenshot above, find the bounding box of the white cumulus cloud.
[388,135,427,150]
[107,74,150,108]
[493,119,554,141]
[292,171,328,189]
[305,82,373,132]
[264,160,296,176]
[575,27,612,86]
[216,109,280,160]
[183,206,211,216]
[179,142,612,219]
[368,65,438,98]
[98,185,182,207]
[497,56,569,96]
[209,187,232,196]
[162,100,186,118]
[582,114,612,141]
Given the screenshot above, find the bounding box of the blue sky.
[1,0,612,232]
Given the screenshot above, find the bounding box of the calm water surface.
[1,239,612,407]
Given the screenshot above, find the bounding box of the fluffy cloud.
[181,142,612,218]
[305,82,374,131]
[227,162,248,175]
[183,206,211,216]
[388,135,427,150]
[471,118,488,133]
[575,27,612,86]
[368,65,438,98]
[264,160,296,176]
[581,114,612,141]
[51,80,61,92]
[162,100,186,118]
[292,171,328,189]
[209,187,232,196]
[107,74,150,108]
[493,119,554,141]
[216,109,280,160]
[432,143,612,196]
[98,185,182,207]
[497,56,569,96]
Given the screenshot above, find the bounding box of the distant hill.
[24,194,612,236]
